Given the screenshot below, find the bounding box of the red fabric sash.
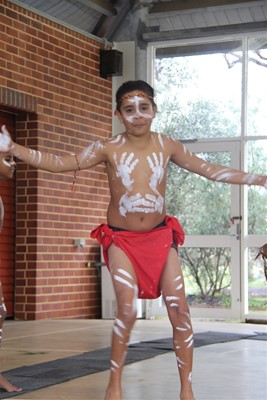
[91,215,184,299]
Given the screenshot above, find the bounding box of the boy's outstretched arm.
[171,140,267,189]
[0,125,106,172]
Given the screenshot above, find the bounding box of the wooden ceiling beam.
[77,0,116,16]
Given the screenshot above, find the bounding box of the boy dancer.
[0,80,266,400]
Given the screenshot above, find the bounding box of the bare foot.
[104,384,122,400]
[0,374,22,393]
[180,389,195,400]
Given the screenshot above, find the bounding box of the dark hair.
[116,80,156,111]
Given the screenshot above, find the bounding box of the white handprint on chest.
[113,151,166,216]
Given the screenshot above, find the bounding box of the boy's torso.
[104,132,173,230]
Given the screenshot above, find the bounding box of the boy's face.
[0,153,16,180]
[116,91,156,135]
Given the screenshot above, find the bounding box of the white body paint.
[119,192,164,216]
[113,152,139,191]
[80,141,103,164]
[113,150,166,217]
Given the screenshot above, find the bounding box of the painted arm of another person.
[0,152,16,231]
[0,125,107,173]
[170,139,267,189]
[0,196,3,232]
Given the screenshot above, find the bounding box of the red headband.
[119,91,153,102]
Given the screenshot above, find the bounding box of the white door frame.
[145,140,242,320]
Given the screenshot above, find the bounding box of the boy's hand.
[262,176,267,190]
[0,125,13,152]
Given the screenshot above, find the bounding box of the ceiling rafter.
[77,0,116,16]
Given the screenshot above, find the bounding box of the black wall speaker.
[100,50,123,79]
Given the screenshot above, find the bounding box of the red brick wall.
[0,0,112,320]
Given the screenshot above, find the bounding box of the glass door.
[146,140,242,319]
[178,140,241,319]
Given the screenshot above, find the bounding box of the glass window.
[153,41,242,140]
[247,37,267,137]
[247,140,267,235]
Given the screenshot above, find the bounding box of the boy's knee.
[117,303,137,325]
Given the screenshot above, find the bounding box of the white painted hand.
[114,152,139,191]
[0,125,13,152]
[119,192,164,216]
[147,152,166,191]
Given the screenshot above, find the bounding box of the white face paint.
[122,96,154,123]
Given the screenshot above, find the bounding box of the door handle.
[230,216,242,240]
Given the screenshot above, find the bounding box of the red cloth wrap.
[91,215,184,299]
